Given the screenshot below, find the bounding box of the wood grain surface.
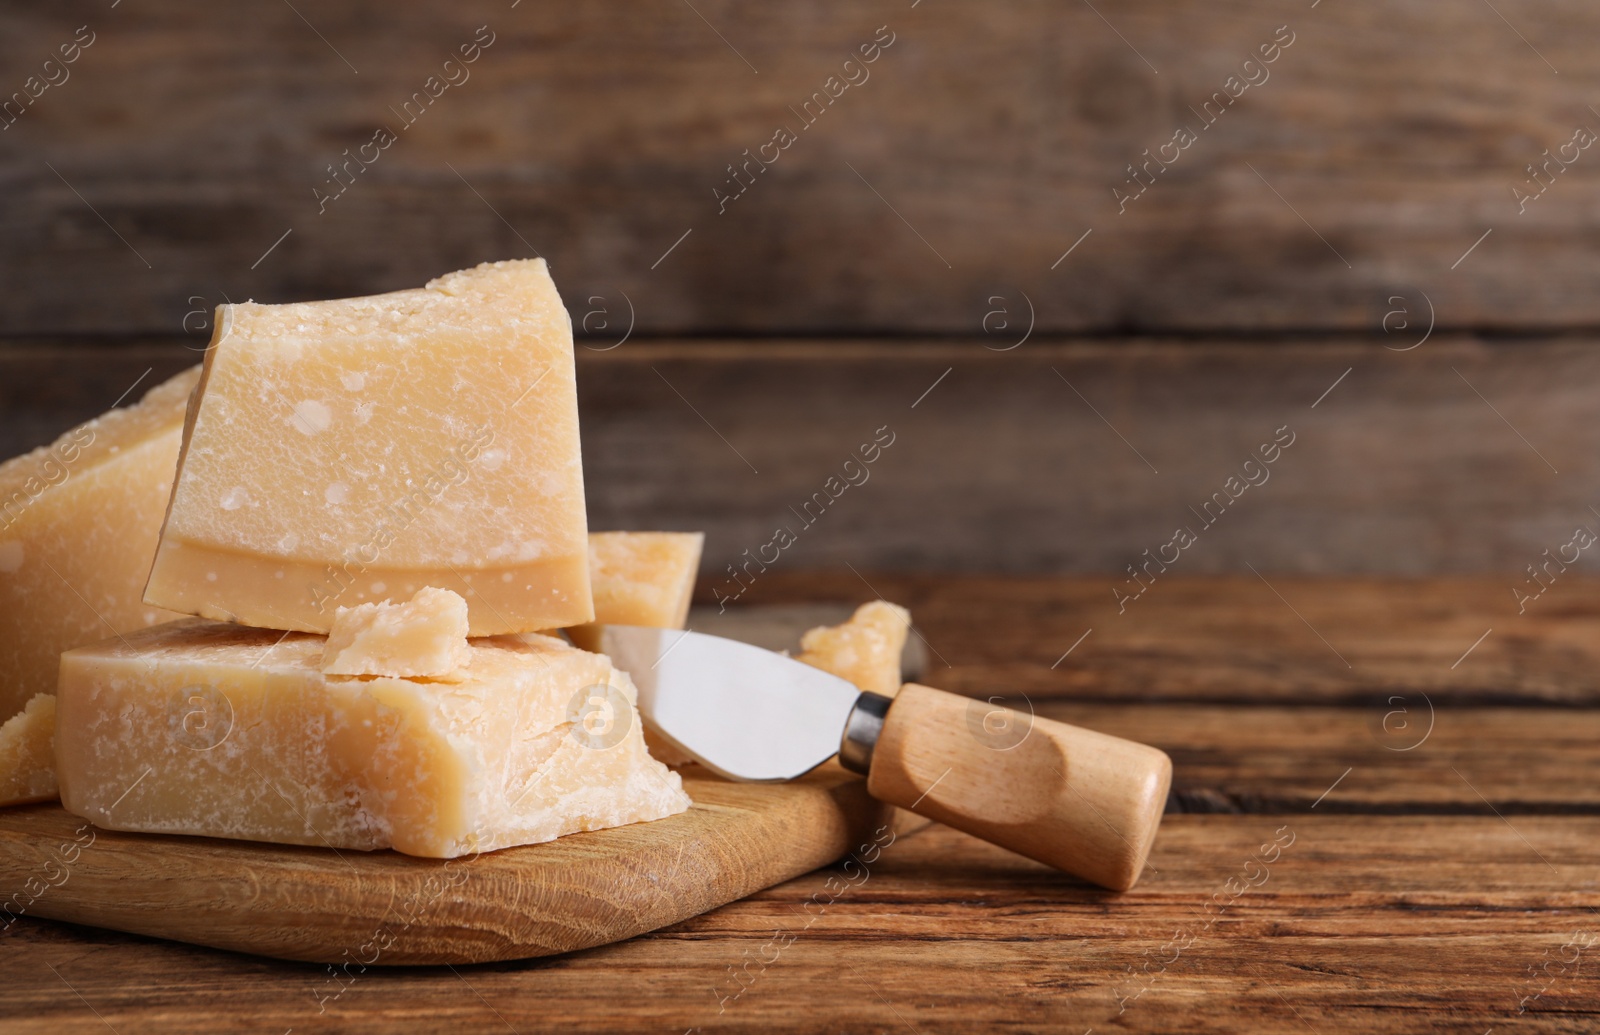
[9,814,1599,1034]
[3,1,1600,336]
[3,575,1598,1033]
[0,766,905,966]
[732,570,1600,706]
[1060,703,1600,815]
[10,336,1600,577]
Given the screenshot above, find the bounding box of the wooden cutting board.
[0,764,912,965]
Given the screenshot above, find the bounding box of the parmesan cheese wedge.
[0,366,198,721]
[56,620,689,857]
[565,531,704,652]
[0,694,57,806]
[796,600,911,698]
[144,259,592,636]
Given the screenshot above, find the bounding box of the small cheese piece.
[323,587,471,678]
[144,259,593,636]
[0,695,57,806]
[565,531,704,653]
[796,600,911,698]
[57,621,689,857]
[0,367,198,720]
[564,531,704,766]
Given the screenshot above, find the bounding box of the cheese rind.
[56,620,689,857]
[323,587,471,678]
[566,531,704,653]
[143,260,593,636]
[0,367,198,720]
[0,694,57,806]
[797,601,911,698]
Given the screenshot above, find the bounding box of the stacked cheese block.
[0,260,715,857]
[0,366,200,804]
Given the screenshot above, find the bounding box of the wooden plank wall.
[5,338,1598,576]
[1,0,1598,335]
[3,2,1598,576]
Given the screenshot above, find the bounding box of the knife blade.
[598,624,859,782]
[597,624,1173,892]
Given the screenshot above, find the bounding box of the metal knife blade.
[596,625,862,782]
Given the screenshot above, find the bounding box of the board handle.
[841,683,1171,891]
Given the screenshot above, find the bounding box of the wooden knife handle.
[860,683,1171,891]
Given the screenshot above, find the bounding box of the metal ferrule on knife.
[838,691,893,775]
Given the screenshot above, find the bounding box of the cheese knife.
[597,625,1172,891]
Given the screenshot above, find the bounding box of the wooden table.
[4,572,1597,1033]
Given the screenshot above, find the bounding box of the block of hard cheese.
[0,367,198,720]
[144,259,592,636]
[322,587,471,678]
[0,694,57,806]
[565,531,704,653]
[56,620,689,857]
[796,600,911,697]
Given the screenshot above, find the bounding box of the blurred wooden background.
[3,0,1598,576]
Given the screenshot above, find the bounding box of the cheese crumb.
[0,694,58,806]
[322,586,471,679]
[797,600,911,697]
